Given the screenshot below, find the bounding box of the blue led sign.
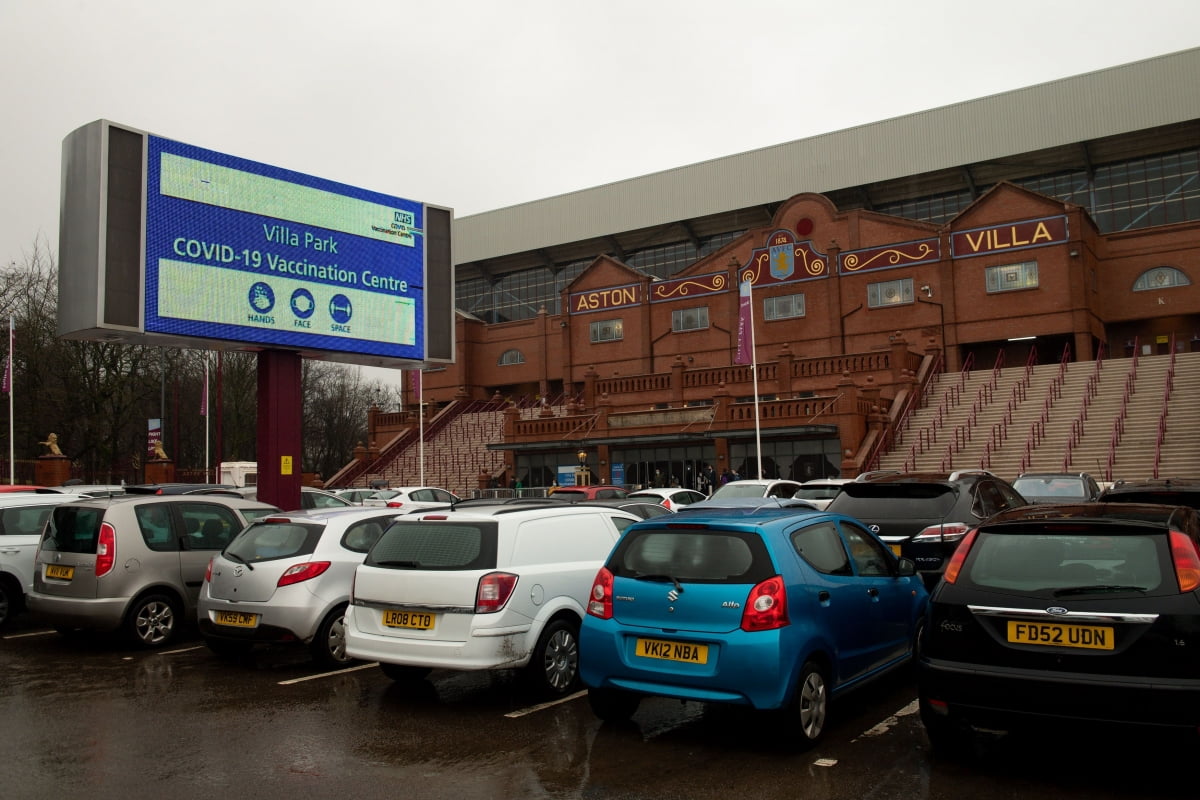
[144,137,425,360]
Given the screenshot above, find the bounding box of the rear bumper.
[27,591,127,632]
[197,597,323,645]
[342,605,534,671]
[919,656,1200,730]
[578,620,795,710]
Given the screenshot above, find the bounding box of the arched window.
[498,349,525,366]
[1133,267,1191,291]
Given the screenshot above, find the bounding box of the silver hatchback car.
[28,495,278,647]
[198,507,398,667]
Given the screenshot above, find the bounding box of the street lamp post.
[576,449,590,487]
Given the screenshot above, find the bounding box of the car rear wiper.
[374,559,423,568]
[1052,584,1147,596]
[635,573,684,593]
[224,551,254,570]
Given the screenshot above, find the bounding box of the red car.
[550,485,628,502]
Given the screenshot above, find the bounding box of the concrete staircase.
[376,405,506,496]
[879,350,1200,482]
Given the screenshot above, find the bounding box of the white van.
[0,492,91,627]
[344,503,641,696]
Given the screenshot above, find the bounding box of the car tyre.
[379,662,432,682]
[919,699,972,759]
[310,604,356,668]
[587,687,641,722]
[785,660,828,747]
[0,577,15,629]
[526,618,580,697]
[125,593,180,648]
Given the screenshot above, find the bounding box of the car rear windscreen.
[965,531,1167,595]
[366,521,498,570]
[610,530,774,584]
[227,522,322,563]
[831,484,956,517]
[1103,490,1200,511]
[43,506,105,553]
[1013,478,1088,499]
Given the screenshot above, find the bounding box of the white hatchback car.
[344,503,641,696]
[198,507,400,667]
[793,478,854,510]
[360,486,461,511]
[0,492,92,627]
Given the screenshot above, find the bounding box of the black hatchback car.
[918,502,1200,751]
[1098,478,1200,510]
[825,471,1026,586]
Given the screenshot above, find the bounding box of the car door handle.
[817,591,830,603]
[866,588,879,598]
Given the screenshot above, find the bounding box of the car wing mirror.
[896,557,917,577]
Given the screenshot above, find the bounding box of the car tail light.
[912,522,972,543]
[941,528,979,584]
[661,498,673,511]
[924,697,950,715]
[386,501,404,508]
[1169,530,1200,592]
[95,522,117,577]
[587,568,614,619]
[277,561,331,587]
[741,576,789,631]
[475,571,518,613]
[204,557,214,584]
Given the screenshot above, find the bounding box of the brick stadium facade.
[378,181,1198,490]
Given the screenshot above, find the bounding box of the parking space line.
[160,644,207,655]
[852,700,919,741]
[504,689,587,718]
[278,662,380,685]
[2,630,55,639]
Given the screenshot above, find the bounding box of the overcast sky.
[4,0,1199,269]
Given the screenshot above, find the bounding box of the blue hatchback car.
[579,506,928,745]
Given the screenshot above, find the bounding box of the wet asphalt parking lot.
[1,615,1196,800]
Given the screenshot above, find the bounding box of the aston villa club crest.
[769,243,795,280]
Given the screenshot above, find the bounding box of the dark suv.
[1098,478,1200,510]
[825,471,1026,586]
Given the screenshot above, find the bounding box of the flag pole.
[6,316,13,485]
[735,268,763,480]
[748,284,763,480]
[418,369,425,486]
[202,352,210,482]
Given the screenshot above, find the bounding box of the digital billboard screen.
[144,136,426,361]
